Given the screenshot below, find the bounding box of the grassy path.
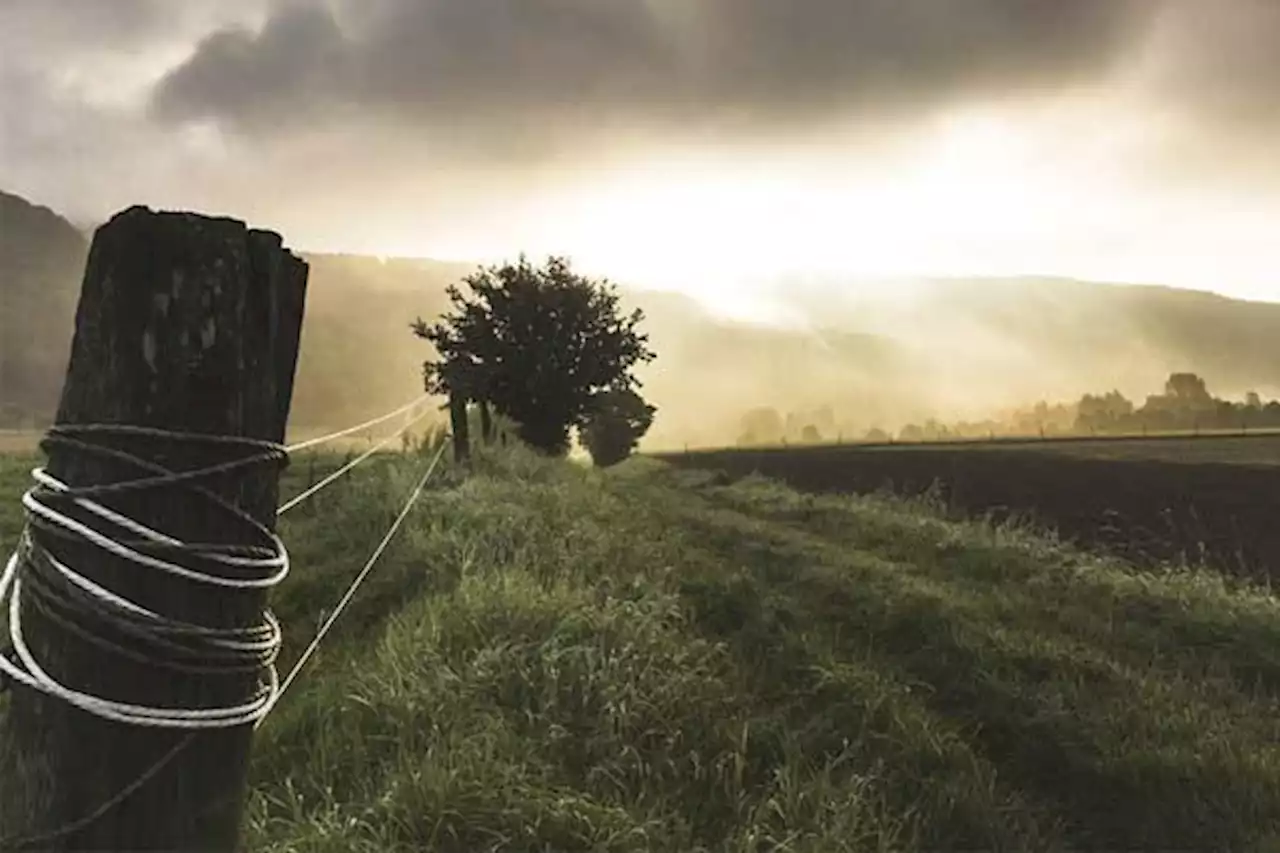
[5,448,1280,850]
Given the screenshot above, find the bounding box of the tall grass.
[248,446,1280,851]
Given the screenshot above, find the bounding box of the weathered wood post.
[0,206,307,850]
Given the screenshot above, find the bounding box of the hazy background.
[3,1,1279,448]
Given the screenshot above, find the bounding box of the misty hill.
[769,274,1280,430]
[5,190,1280,449]
[0,190,87,426]
[899,276,1280,400]
[287,254,470,431]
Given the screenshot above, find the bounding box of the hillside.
[0,193,467,433]
[892,277,1280,403]
[286,253,469,431]
[6,191,1280,447]
[0,190,88,426]
[7,445,1280,850]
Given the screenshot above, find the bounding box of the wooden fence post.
[0,206,307,851]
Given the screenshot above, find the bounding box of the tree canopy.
[413,256,655,455]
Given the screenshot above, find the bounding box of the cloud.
[1093,0,1280,194]
[0,0,169,52]
[0,1,270,63]
[150,0,1154,146]
[1146,0,1280,127]
[8,0,1280,274]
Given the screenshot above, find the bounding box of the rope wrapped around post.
[0,424,290,729]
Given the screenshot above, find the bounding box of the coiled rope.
[0,412,449,849]
[0,423,289,729]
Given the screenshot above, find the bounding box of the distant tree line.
[1072,373,1280,434]
[735,372,1280,447]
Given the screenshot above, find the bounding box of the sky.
[2,0,1278,312]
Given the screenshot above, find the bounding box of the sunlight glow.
[503,111,1074,303]
[384,104,1278,314]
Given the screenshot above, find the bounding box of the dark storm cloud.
[9,0,1280,240]
[150,0,1154,138]
[693,0,1149,115]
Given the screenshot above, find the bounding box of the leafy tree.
[413,256,655,455]
[580,387,657,467]
[1163,373,1213,412]
[1075,390,1134,433]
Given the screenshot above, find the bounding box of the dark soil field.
[858,431,1280,466]
[657,435,1280,580]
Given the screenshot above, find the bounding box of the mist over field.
[5,186,1280,453]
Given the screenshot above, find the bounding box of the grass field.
[6,445,1280,850]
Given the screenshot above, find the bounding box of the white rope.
[277,407,436,516]
[258,439,449,727]
[0,424,452,847]
[1,408,450,734]
[0,455,289,729]
[285,395,433,453]
[22,473,288,590]
[1,555,278,728]
[30,469,281,572]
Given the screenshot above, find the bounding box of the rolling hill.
[0,190,88,426]
[4,189,1280,448]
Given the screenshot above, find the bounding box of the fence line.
[286,394,433,453]
[278,407,437,516]
[259,438,450,726]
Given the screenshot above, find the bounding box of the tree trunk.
[449,392,470,463]
[479,400,493,445]
[0,206,307,851]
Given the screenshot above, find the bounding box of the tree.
[738,407,784,446]
[1164,372,1212,408]
[580,387,657,467]
[1075,390,1133,433]
[413,256,655,455]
